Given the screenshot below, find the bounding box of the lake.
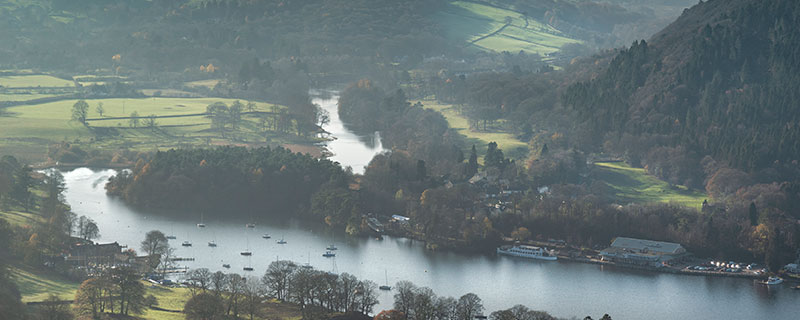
[58,92,800,319]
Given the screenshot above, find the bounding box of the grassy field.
[436,1,580,56]
[0,96,312,162]
[10,266,79,303]
[0,75,74,88]
[594,162,706,210]
[184,79,222,89]
[420,100,529,161]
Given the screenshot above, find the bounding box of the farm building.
[600,237,688,268]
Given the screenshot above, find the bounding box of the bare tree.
[456,293,484,320]
[186,268,213,296]
[242,276,265,320]
[261,260,297,300]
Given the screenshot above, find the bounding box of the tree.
[140,230,169,264]
[456,293,483,320]
[75,278,107,319]
[71,100,89,124]
[77,216,100,240]
[95,102,105,117]
[107,267,146,315]
[748,202,758,226]
[262,260,297,301]
[467,145,478,176]
[484,142,507,170]
[242,276,265,320]
[129,111,140,128]
[184,292,225,320]
[186,268,213,295]
[393,281,416,319]
[144,114,157,129]
[36,294,74,320]
[229,101,243,130]
[41,171,66,218]
[11,164,34,211]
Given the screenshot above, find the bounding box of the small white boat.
[246,223,256,228]
[166,235,177,240]
[196,223,206,228]
[208,241,217,247]
[379,270,391,290]
[760,277,784,285]
[327,244,338,251]
[277,237,287,244]
[497,244,557,261]
[262,234,271,239]
[240,251,252,256]
[181,241,192,247]
[323,251,336,257]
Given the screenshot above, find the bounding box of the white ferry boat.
[497,244,557,261]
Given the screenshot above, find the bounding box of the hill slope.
[563,0,800,184]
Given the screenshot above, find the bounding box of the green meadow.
[0,97,300,162]
[420,100,529,161]
[0,75,74,88]
[594,162,706,210]
[436,1,580,56]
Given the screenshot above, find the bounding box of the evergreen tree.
[467,145,478,176]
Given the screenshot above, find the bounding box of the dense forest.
[105,146,349,214]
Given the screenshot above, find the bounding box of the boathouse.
[599,237,687,267]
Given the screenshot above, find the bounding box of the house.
[66,241,124,266]
[600,237,688,268]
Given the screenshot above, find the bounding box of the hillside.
[564,0,800,185]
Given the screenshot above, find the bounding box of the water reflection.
[61,168,800,319]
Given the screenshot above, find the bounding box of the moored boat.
[759,277,784,285]
[323,251,336,257]
[246,223,256,228]
[181,241,192,247]
[262,234,271,239]
[497,244,557,261]
[208,241,217,247]
[222,263,231,269]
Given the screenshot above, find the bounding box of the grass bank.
[593,161,706,210]
[436,1,581,56]
[0,96,317,162]
[419,100,529,162]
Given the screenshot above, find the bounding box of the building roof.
[609,237,684,255]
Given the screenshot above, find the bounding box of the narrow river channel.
[59,93,800,319]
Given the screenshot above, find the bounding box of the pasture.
[420,100,529,161]
[594,161,706,210]
[436,1,581,56]
[0,97,303,162]
[0,74,74,88]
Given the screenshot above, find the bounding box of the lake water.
[58,93,800,319]
[62,170,800,320]
[313,91,384,174]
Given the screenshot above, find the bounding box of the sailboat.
[262,233,271,239]
[166,224,177,239]
[197,212,206,228]
[208,232,218,247]
[302,253,313,269]
[246,223,256,228]
[323,250,336,257]
[379,270,392,290]
[241,234,252,256]
[277,236,287,244]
